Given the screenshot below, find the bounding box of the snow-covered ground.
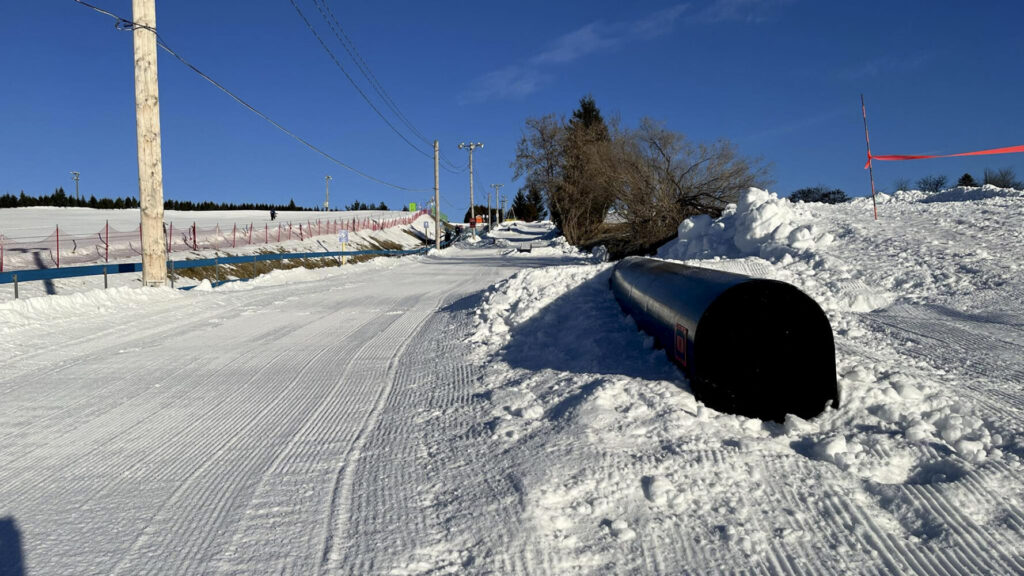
[0,207,428,274]
[1,187,1022,574]
[0,207,437,299]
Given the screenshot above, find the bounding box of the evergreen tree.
[526,184,546,221]
[462,204,490,224]
[790,186,849,204]
[957,173,978,187]
[510,189,531,221]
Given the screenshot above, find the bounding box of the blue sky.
[2,1,1022,218]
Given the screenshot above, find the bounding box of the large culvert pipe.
[610,256,838,421]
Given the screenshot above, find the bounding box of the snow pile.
[470,264,611,354]
[465,187,1024,571]
[871,184,1024,205]
[657,188,834,261]
[657,188,891,314]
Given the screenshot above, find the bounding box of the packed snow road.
[3,189,1024,575]
[0,226,571,575]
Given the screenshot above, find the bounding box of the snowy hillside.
[1,188,1022,574]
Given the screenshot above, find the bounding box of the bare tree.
[610,118,771,252]
[916,174,948,193]
[983,167,1023,189]
[512,107,770,254]
[893,177,912,192]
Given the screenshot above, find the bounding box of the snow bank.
[657,188,834,261]
[463,185,1024,570]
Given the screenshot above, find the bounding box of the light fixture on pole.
[70,171,80,201]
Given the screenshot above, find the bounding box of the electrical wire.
[307,0,467,174]
[72,0,430,193]
[290,0,437,162]
[315,0,428,146]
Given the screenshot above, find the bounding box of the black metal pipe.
[610,256,838,421]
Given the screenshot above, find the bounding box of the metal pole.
[324,175,332,210]
[861,94,879,221]
[133,0,168,285]
[434,140,441,250]
[458,142,483,237]
[71,171,80,201]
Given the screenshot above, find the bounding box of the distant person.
[270,209,277,221]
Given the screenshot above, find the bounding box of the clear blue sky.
[2,1,1022,218]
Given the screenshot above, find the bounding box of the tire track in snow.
[1,285,400,574]
[0,294,358,500]
[318,285,452,574]
[331,269,530,574]
[0,284,329,446]
[111,299,405,575]
[207,294,429,575]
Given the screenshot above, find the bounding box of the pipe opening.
[693,280,838,421]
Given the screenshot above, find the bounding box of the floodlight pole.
[490,184,503,228]
[458,142,483,237]
[133,0,167,286]
[70,171,80,201]
[434,140,440,250]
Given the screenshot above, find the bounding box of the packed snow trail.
[3,195,1024,575]
[0,229,572,575]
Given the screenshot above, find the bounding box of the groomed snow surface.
[1,187,1023,574]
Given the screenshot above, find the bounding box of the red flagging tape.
[865,144,1024,169]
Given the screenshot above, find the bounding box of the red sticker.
[674,323,688,367]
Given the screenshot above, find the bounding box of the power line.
[306,0,466,174]
[72,0,429,193]
[289,0,437,162]
[315,0,428,146]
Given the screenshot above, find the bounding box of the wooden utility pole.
[490,183,503,228]
[458,142,482,237]
[434,140,440,250]
[133,0,167,286]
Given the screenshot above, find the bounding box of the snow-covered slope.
[1,190,1022,574]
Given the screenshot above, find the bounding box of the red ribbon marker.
[865,144,1024,169]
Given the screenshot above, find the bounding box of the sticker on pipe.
[674,323,688,367]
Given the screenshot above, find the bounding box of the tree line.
[512,95,771,257]
[0,188,330,212]
[894,168,1022,193]
[345,200,390,211]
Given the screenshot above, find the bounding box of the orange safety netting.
[0,211,429,272]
